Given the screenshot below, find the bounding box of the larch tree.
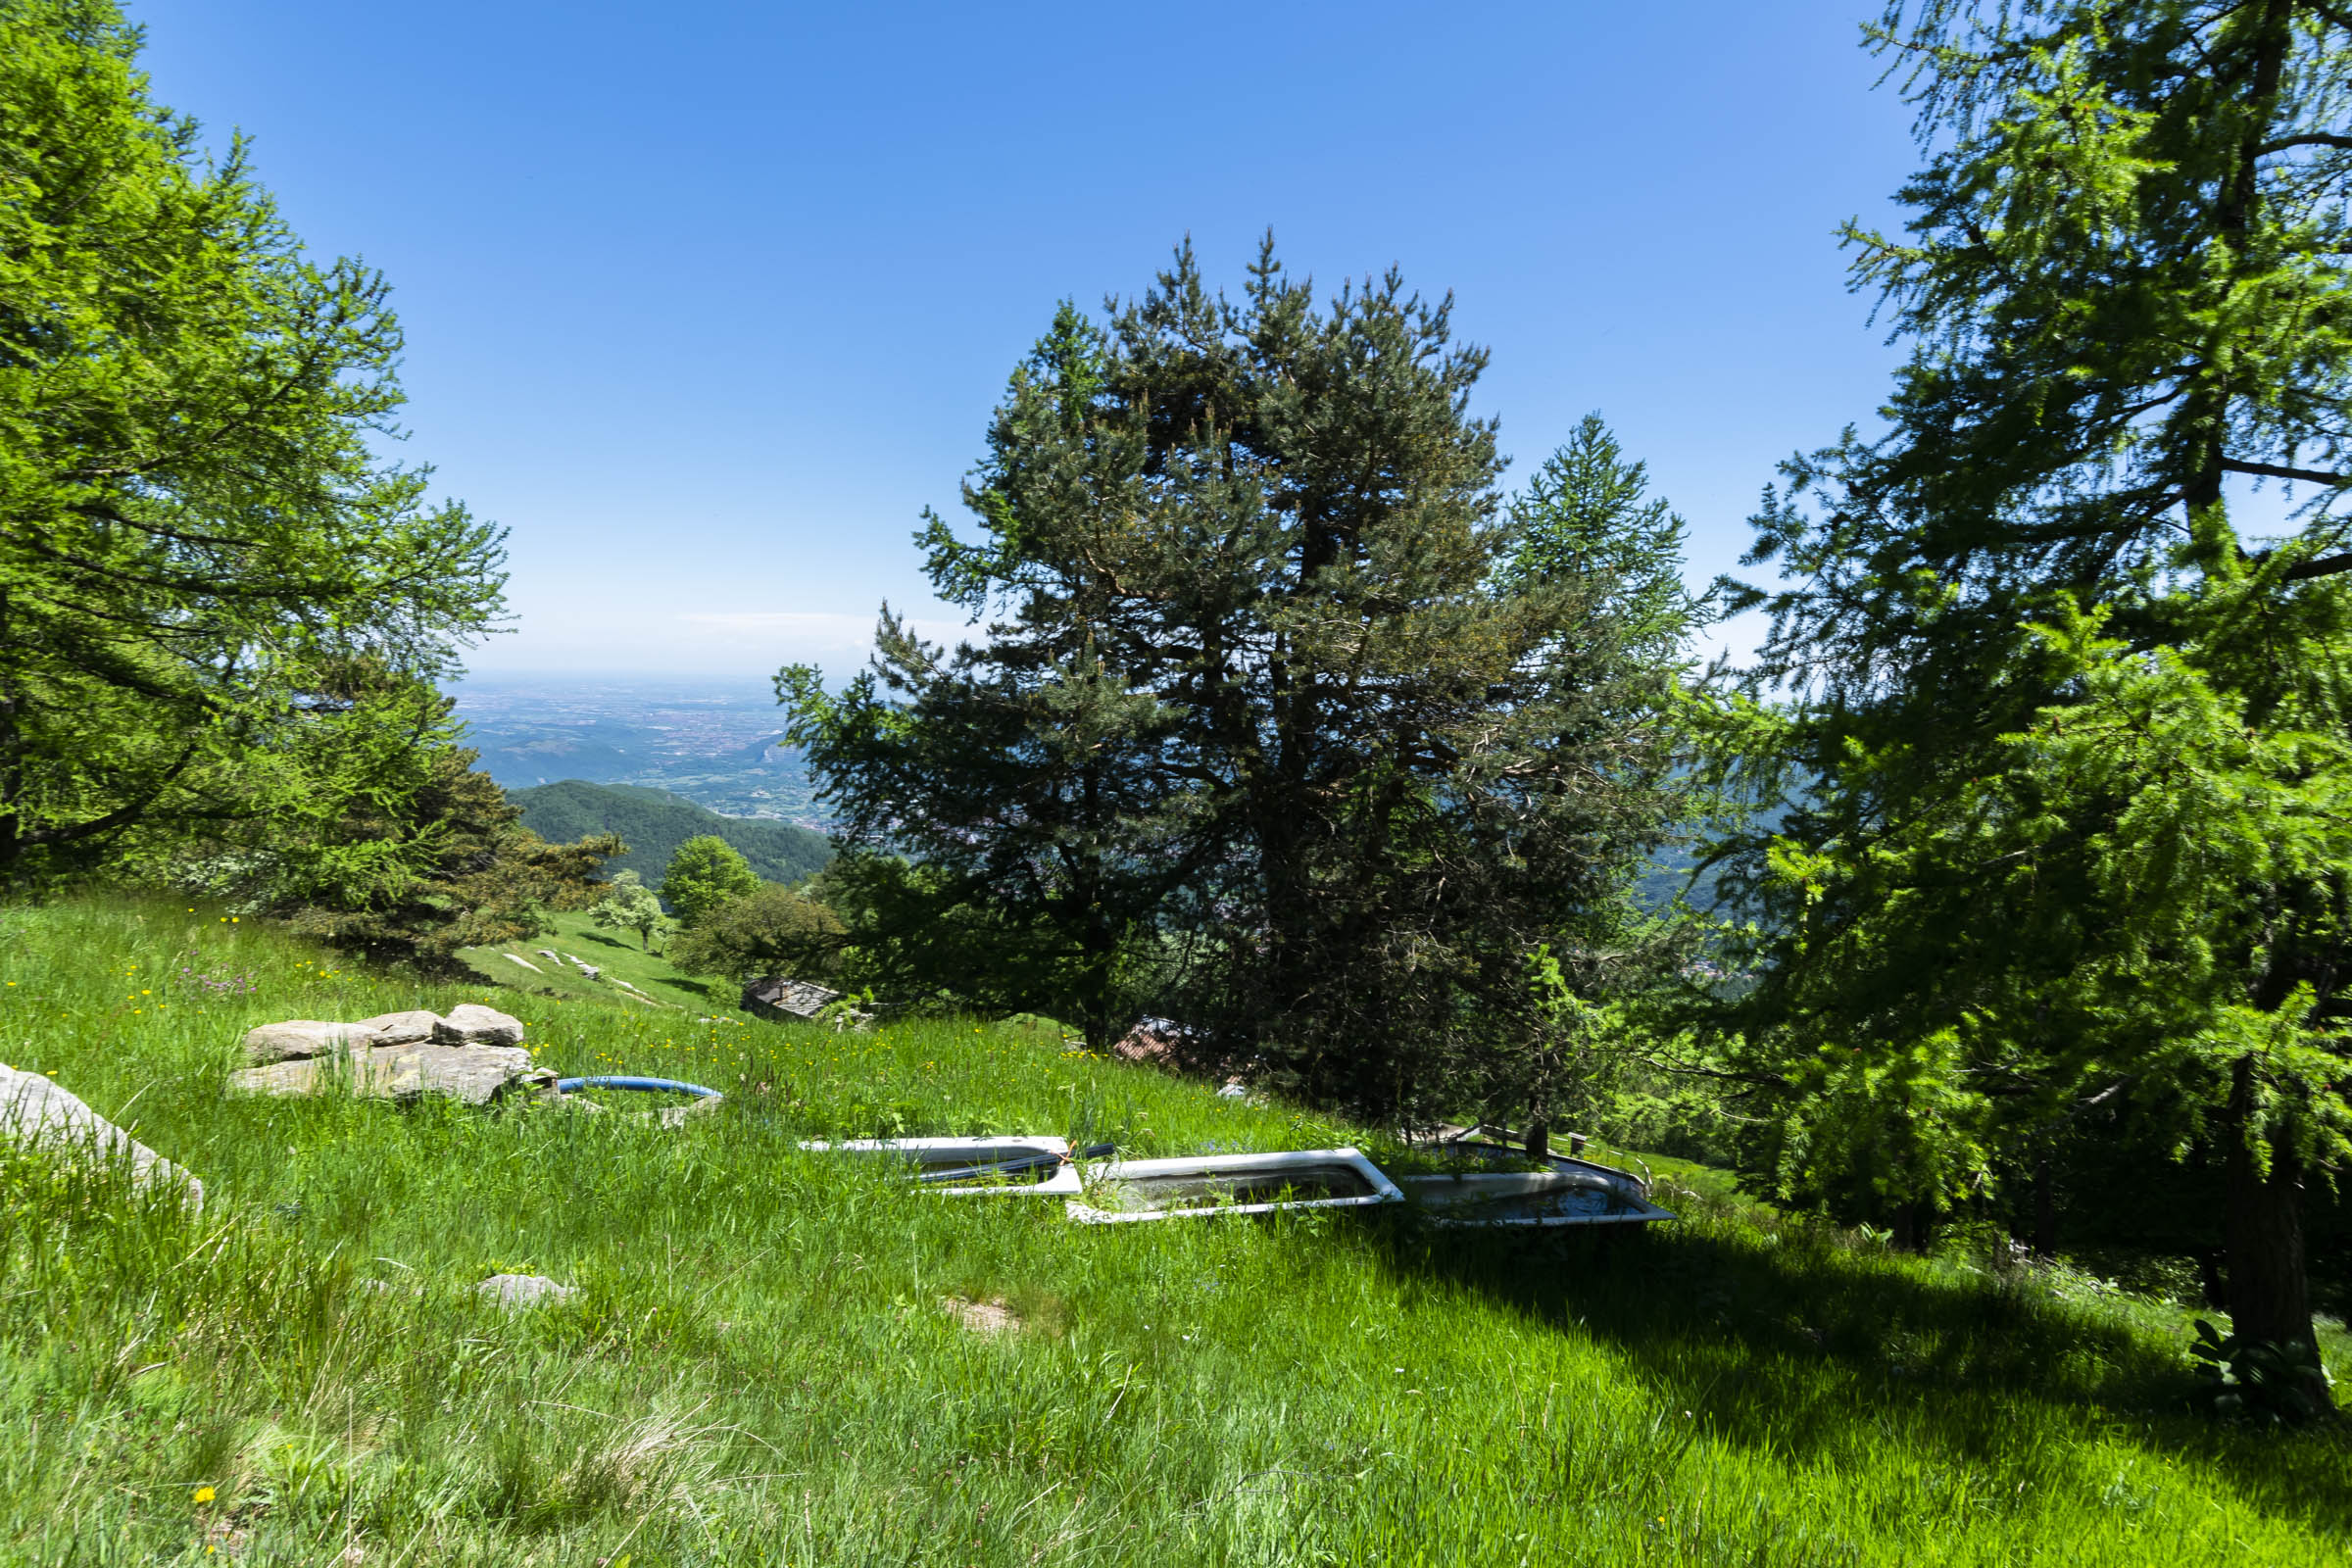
[0,0,506,884]
[1723,0,2352,1388]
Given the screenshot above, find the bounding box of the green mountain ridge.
[510,778,832,887]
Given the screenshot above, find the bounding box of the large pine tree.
[789,242,1706,1116]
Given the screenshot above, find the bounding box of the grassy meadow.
[4,896,2351,1565]
[452,909,718,1014]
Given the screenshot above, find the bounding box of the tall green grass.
[2,895,2348,1565]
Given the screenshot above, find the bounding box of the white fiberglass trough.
[1065,1147,1403,1224]
[1398,1168,1674,1228]
[797,1136,1083,1197]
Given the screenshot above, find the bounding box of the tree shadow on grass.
[1368,1209,2352,1539]
[576,931,641,955]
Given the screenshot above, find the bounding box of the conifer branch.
[2220,458,2352,486]
[2282,550,2352,580]
[2257,131,2352,153]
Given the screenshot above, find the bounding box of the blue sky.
[137,0,1922,680]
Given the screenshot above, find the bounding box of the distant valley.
[455,676,825,825]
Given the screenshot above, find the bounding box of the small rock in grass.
[1112,1017,1181,1064]
[0,1066,203,1206]
[477,1273,576,1309]
[943,1295,1019,1336]
[655,1095,724,1128]
[432,1004,525,1046]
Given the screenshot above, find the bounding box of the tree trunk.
[2197,1250,2229,1311]
[2222,1055,2328,1406]
[0,585,16,879]
[1524,1118,1549,1164]
[2032,1152,2057,1260]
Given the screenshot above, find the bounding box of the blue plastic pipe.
[555,1075,722,1099]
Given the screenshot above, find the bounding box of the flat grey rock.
[0,1066,202,1205]
[228,1043,552,1106]
[351,1009,441,1047]
[243,1010,445,1063]
[477,1273,576,1308]
[432,1003,525,1046]
[241,1020,371,1064]
[656,1095,724,1128]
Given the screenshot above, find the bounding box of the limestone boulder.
[655,1094,725,1128]
[229,1042,552,1106]
[242,1010,443,1063]
[477,1273,576,1309]
[351,1009,440,1047]
[242,1020,371,1065]
[432,1004,525,1047]
[0,1066,202,1205]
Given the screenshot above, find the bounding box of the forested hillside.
[509,779,831,886]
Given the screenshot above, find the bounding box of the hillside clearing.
[2,897,2348,1565]
[454,908,718,1013]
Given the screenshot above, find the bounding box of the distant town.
[454,675,826,826]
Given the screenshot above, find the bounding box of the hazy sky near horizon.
[138,1,1923,682]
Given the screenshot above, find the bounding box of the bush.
[660,836,760,928]
[2188,1319,2336,1425]
[667,882,844,981]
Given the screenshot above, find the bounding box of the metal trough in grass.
[1438,1136,1657,1195]
[1397,1168,1674,1228]
[1065,1147,1403,1224]
[796,1136,1084,1196]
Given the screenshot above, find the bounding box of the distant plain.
[454,677,824,825]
